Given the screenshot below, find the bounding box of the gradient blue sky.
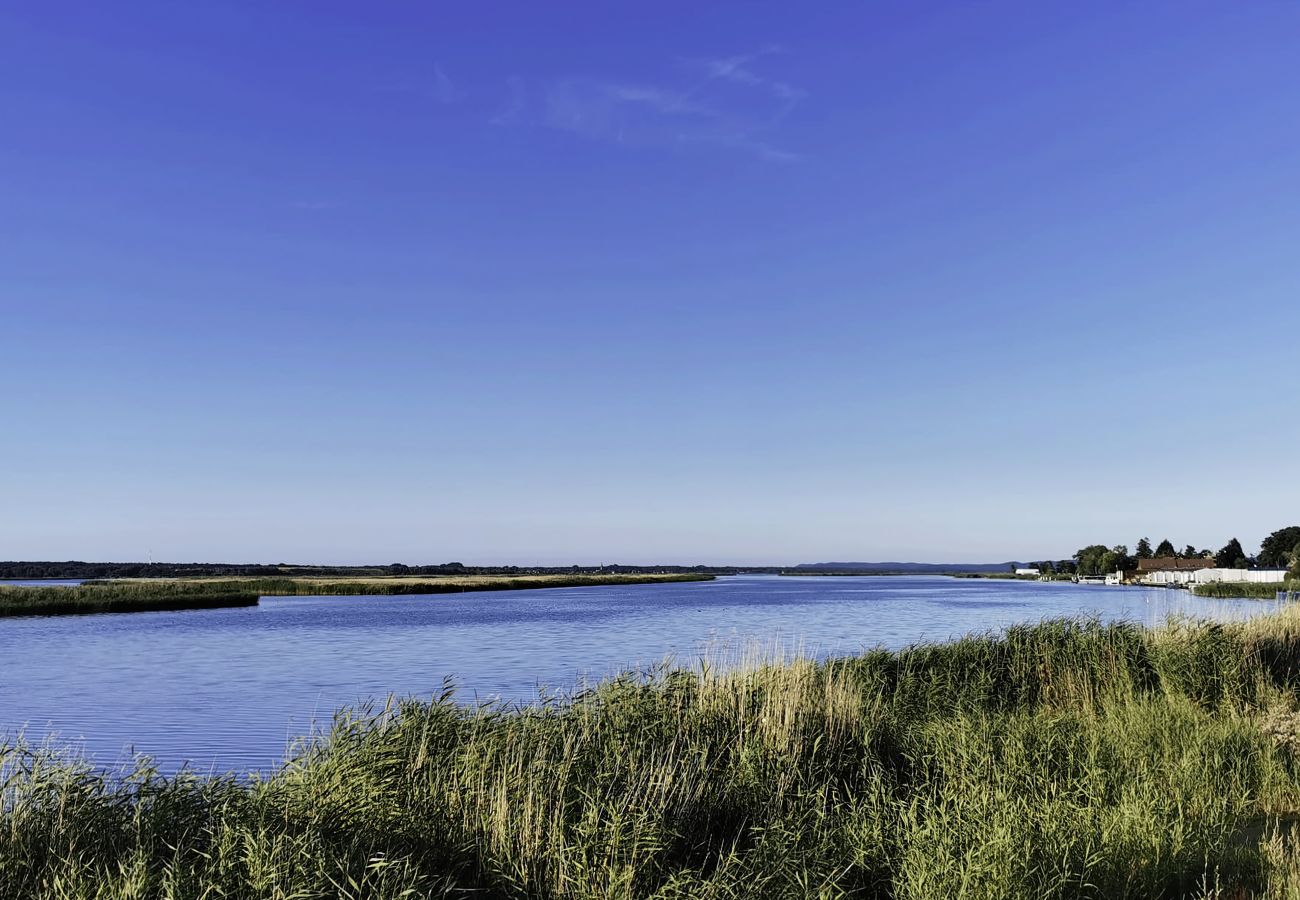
[4,2,1299,565]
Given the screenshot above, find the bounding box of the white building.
[1015,567,1040,576]
[1142,568,1288,586]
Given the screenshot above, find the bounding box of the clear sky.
[3,2,1299,565]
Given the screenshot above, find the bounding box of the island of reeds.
[0,583,260,618]
[12,610,1300,897]
[0,574,715,619]
[86,572,716,596]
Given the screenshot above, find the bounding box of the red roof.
[1136,557,1214,572]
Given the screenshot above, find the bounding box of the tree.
[1136,538,1153,560]
[1289,543,1300,581]
[1215,538,1248,569]
[1181,545,1198,559]
[1259,527,1300,568]
[1154,539,1176,558]
[1101,545,1133,574]
[1075,544,1111,577]
[1099,550,1124,574]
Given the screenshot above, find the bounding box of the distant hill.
[790,562,1022,575]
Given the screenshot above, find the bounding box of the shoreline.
[9,608,1300,895]
[88,572,717,596]
[0,574,715,618]
[0,589,260,618]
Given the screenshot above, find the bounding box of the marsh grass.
[0,583,259,617]
[83,573,716,597]
[1195,583,1300,600]
[11,613,1300,897]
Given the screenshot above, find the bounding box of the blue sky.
[3,2,1299,565]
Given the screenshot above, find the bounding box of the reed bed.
[83,573,716,597]
[0,583,259,618]
[11,612,1300,897]
[1194,582,1300,600]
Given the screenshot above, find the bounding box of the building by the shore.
[1135,557,1288,585]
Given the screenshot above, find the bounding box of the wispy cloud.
[542,78,718,143]
[376,61,461,105]
[493,49,804,162]
[433,64,460,105]
[490,76,528,126]
[694,48,806,123]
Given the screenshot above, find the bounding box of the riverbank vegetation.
[951,572,1045,580]
[0,574,713,619]
[13,611,1300,896]
[86,572,716,597]
[1193,582,1300,600]
[0,583,259,618]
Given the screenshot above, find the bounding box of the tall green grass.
[1194,581,1300,600]
[11,613,1300,897]
[0,583,259,618]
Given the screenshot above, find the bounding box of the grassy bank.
[87,572,716,597]
[1194,581,1300,599]
[13,613,1300,896]
[0,574,712,617]
[0,583,259,618]
[951,572,1043,580]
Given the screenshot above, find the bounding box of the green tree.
[1259,527,1300,568]
[1136,538,1152,559]
[1215,538,1248,569]
[1075,544,1110,577]
[1182,545,1198,559]
[1101,545,1133,574]
[1154,539,1176,558]
[1289,543,1300,580]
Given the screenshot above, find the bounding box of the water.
[0,575,1279,774]
[0,579,84,587]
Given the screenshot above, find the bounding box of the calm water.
[0,575,1279,774]
[0,579,84,587]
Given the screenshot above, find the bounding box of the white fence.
[1140,568,1288,586]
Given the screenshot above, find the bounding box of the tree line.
[1023,525,1300,578]
[0,560,749,580]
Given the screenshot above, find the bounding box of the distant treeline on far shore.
[0,560,780,580]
